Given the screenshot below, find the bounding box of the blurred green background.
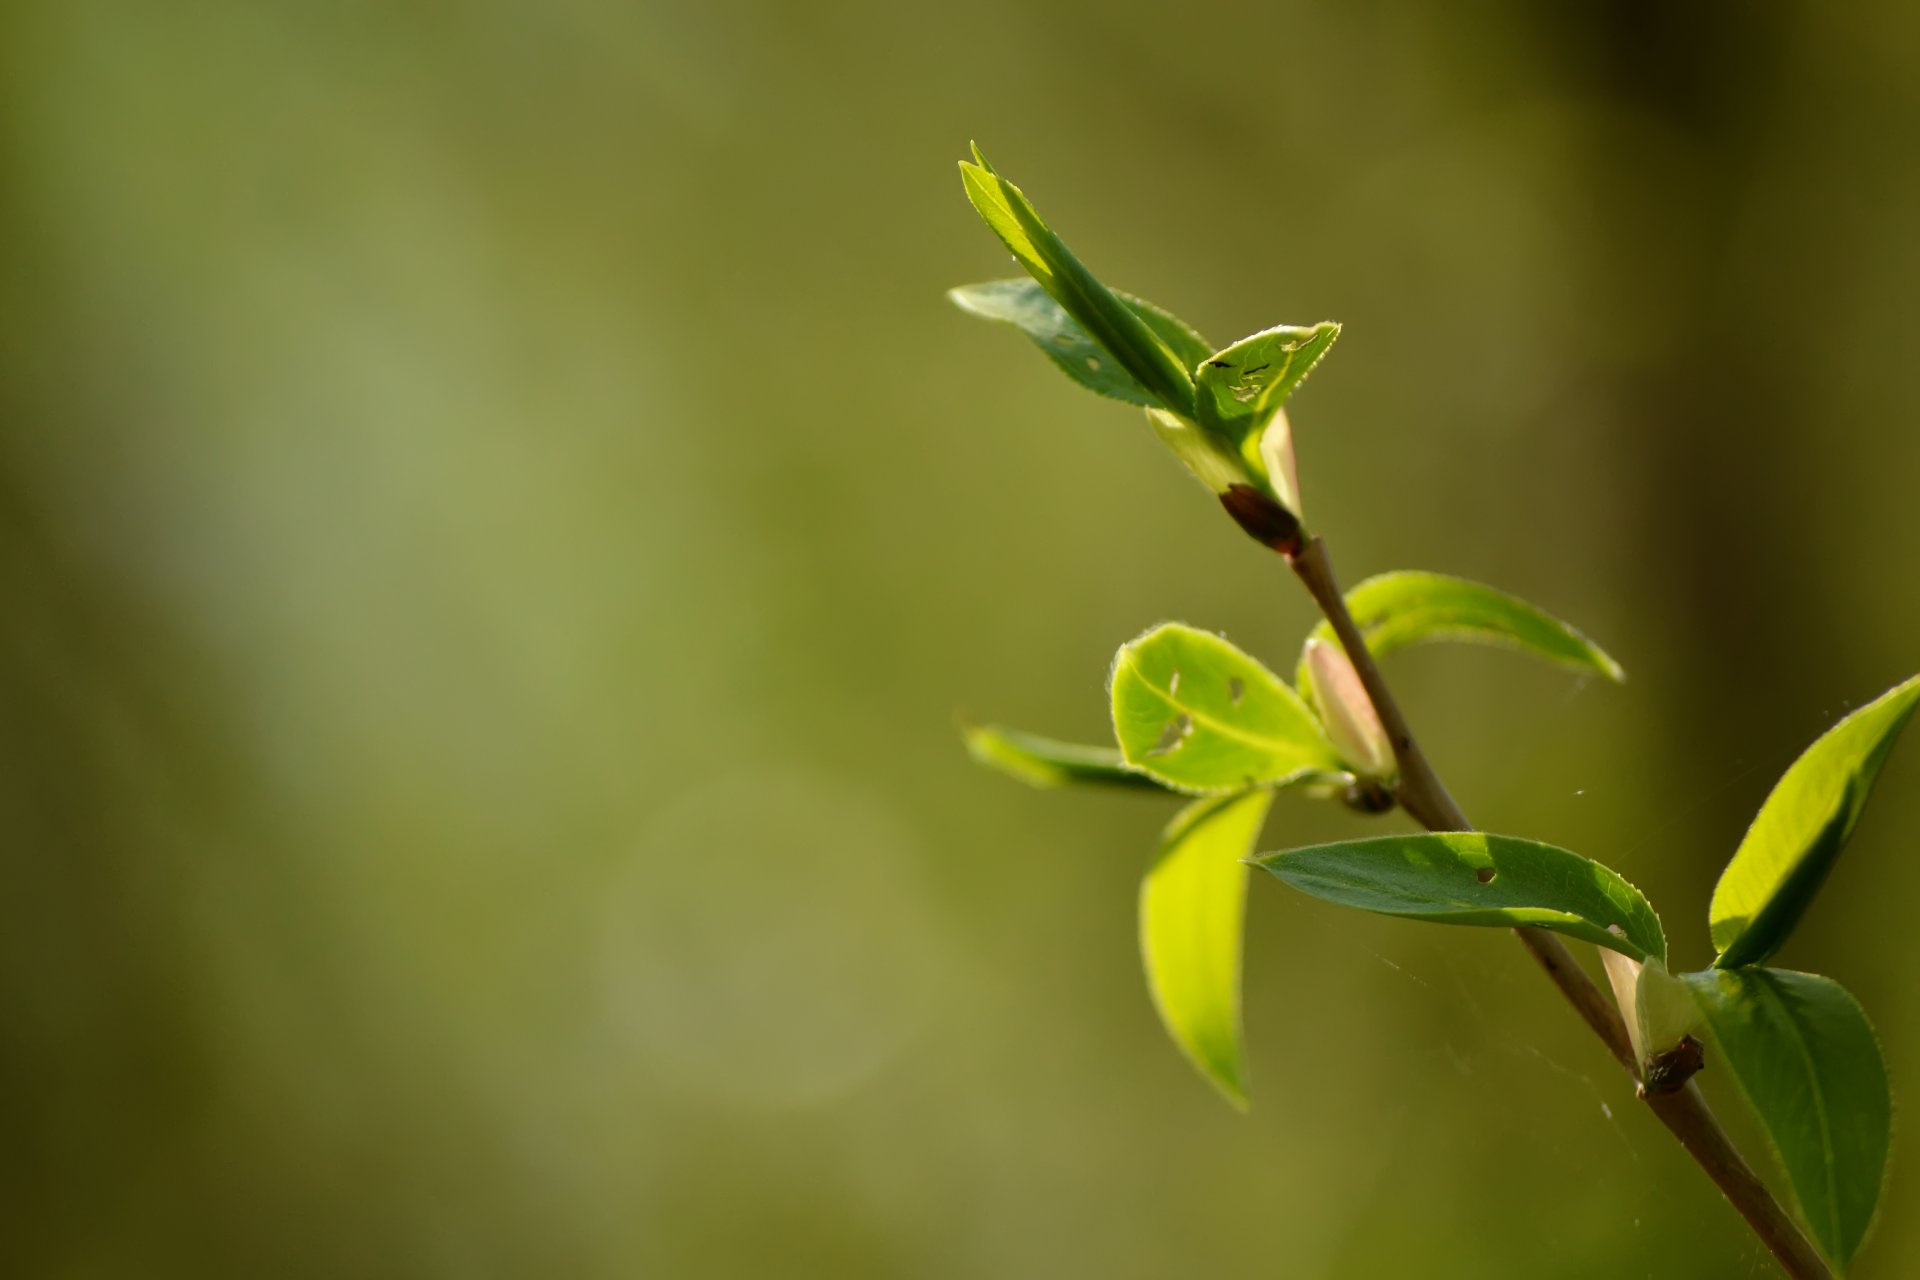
[3,0,1919,1275]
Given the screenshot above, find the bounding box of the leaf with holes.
[1710,673,1920,969]
[1194,323,1341,437]
[1296,572,1624,708]
[1110,623,1345,794]
[948,278,1210,409]
[1252,832,1666,963]
[963,722,1172,792]
[959,146,1195,415]
[1142,788,1273,1109]
[1684,968,1890,1273]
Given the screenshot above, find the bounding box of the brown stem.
[1286,535,1831,1280]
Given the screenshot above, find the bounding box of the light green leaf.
[948,278,1211,408]
[1252,832,1666,963]
[1710,674,1920,969]
[1194,322,1341,437]
[1111,623,1344,794]
[959,148,1195,415]
[1296,571,1625,705]
[1684,968,1891,1273]
[962,722,1170,792]
[1142,788,1273,1109]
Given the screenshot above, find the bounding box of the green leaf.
[1142,788,1274,1109]
[962,722,1170,792]
[1194,322,1341,437]
[948,278,1212,409]
[1710,674,1920,968]
[1684,968,1891,1273]
[1111,623,1345,794]
[959,148,1195,415]
[1252,832,1666,963]
[1296,571,1625,705]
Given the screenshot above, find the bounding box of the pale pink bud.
[1599,947,1647,1067]
[1303,637,1394,780]
[1257,407,1302,519]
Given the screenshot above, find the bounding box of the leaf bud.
[1302,637,1395,780]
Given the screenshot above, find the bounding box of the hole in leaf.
[1227,677,1244,706]
[1475,866,1497,885]
[1146,714,1192,757]
[1085,356,1101,371]
[1054,335,1075,347]
[1167,670,1181,697]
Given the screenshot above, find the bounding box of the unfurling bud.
[1257,407,1301,522]
[1302,637,1395,780]
[1601,942,1705,1096]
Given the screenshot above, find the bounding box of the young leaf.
[1710,673,1920,969]
[963,722,1171,792]
[1194,322,1341,436]
[959,149,1195,415]
[1111,623,1345,794]
[948,278,1212,408]
[1142,788,1274,1109]
[1295,572,1625,705]
[1252,832,1666,963]
[1684,968,1891,1273]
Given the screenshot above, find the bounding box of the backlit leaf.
[1111,623,1344,794]
[1710,674,1920,968]
[959,148,1195,415]
[963,722,1170,792]
[1141,789,1273,1109]
[1194,322,1340,437]
[1297,572,1624,705]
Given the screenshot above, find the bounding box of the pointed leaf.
[948,278,1211,408]
[1194,322,1341,436]
[963,722,1171,792]
[1142,789,1273,1109]
[1111,623,1345,794]
[959,151,1194,415]
[1711,674,1920,968]
[1684,968,1891,1273]
[1252,832,1666,963]
[1297,571,1625,705]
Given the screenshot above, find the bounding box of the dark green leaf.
[1297,572,1624,705]
[1141,789,1273,1109]
[1252,832,1666,963]
[1111,623,1344,794]
[962,722,1170,791]
[1684,968,1891,1273]
[1711,674,1920,968]
[948,278,1211,408]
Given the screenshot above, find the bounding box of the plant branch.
[1286,535,1832,1280]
